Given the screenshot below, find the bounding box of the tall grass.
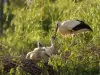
[0,0,100,75]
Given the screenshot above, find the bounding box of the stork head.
[54,21,61,37]
[51,36,56,40]
[37,42,42,48]
[50,36,57,47]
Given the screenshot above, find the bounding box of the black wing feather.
[72,21,93,31]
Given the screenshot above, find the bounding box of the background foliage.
[0,0,100,75]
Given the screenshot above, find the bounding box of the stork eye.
[52,36,56,39]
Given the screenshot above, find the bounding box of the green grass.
[0,0,100,75]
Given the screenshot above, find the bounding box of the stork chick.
[54,20,92,37]
[26,42,47,62]
[26,37,58,62]
[44,36,58,57]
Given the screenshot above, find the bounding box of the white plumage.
[26,51,33,59]
[44,36,57,57]
[55,20,92,37]
[26,36,58,62]
[61,20,81,30]
[26,42,47,61]
[29,48,46,61]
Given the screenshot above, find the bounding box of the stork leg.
[70,33,84,47]
[68,34,78,48]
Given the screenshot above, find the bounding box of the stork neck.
[51,39,55,47]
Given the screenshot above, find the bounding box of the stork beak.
[54,25,58,38]
[52,36,56,40]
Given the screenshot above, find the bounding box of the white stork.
[54,20,93,37]
[26,42,47,62]
[44,36,58,57]
[26,37,58,62]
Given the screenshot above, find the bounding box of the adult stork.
[54,20,92,37]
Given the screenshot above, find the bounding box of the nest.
[0,55,60,75]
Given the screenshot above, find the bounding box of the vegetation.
[0,0,100,75]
